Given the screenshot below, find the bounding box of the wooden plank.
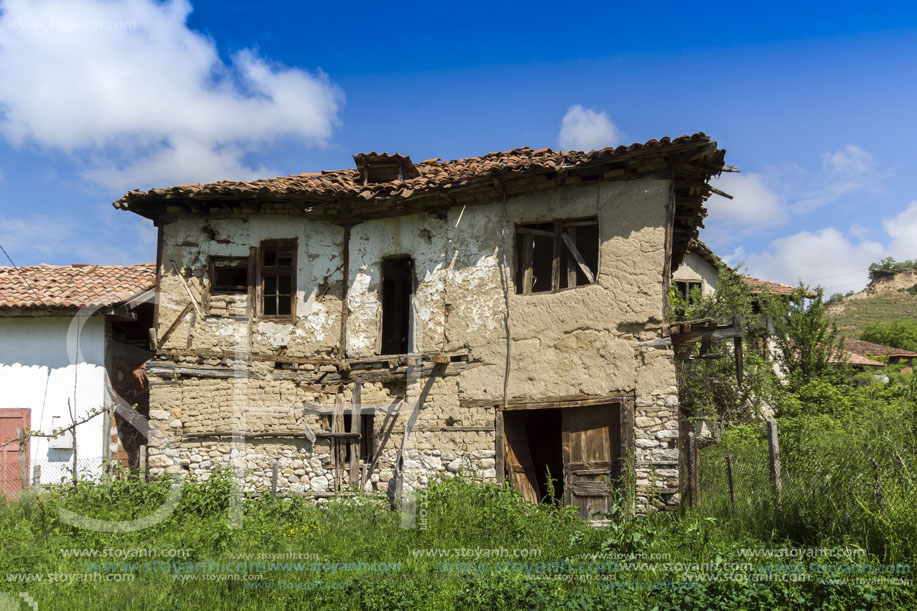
[515,227,555,237]
[687,432,698,508]
[561,232,595,284]
[333,393,344,493]
[767,420,782,503]
[671,326,744,346]
[522,234,534,295]
[494,408,505,485]
[183,431,359,439]
[169,261,203,316]
[565,227,577,288]
[349,382,362,488]
[503,414,540,503]
[726,453,736,515]
[552,220,562,292]
[157,302,193,348]
[461,391,629,410]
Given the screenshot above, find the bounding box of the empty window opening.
[260,240,296,318]
[675,280,703,305]
[343,413,374,462]
[515,218,598,294]
[210,257,248,294]
[381,256,414,355]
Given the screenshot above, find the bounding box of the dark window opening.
[343,413,374,462]
[515,219,598,294]
[675,280,703,305]
[210,257,249,294]
[260,240,296,318]
[381,256,414,355]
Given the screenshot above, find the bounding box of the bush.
[861,319,917,352]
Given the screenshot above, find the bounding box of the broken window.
[209,257,249,294]
[381,256,414,355]
[514,219,599,294]
[259,239,296,318]
[675,280,703,305]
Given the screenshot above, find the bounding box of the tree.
[861,319,917,352]
[770,286,847,390]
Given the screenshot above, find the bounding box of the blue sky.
[0,0,915,293]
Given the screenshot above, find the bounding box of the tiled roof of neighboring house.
[0,264,155,311]
[742,275,815,297]
[114,133,728,269]
[686,238,726,270]
[844,351,885,368]
[845,339,917,359]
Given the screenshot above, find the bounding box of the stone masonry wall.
[146,177,682,511]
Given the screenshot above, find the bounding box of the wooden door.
[0,408,30,500]
[503,414,540,503]
[562,404,616,519]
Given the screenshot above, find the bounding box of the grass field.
[1,399,915,610]
[828,290,917,340]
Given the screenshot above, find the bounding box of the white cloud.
[0,210,156,265]
[883,201,917,260]
[791,145,888,213]
[0,0,342,191]
[557,105,620,151]
[707,173,788,228]
[740,201,917,294]
[745,228,884,292]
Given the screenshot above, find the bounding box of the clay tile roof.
[845,339,917,359]
[113,133,718,211]
[844,351,885,368]
[0,264,155,311]
[742,275,815,297]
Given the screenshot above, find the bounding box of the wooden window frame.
[256,239,297,321]
[208,256,249,294]
[675,280,703,305]
[514,217,599,295]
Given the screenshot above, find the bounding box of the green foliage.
[869,257,917,282]
[771,287,848,391]
[861,319,917,352]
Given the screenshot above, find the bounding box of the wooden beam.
[461,391,629,410]
[169,261,203,316]
[349,382,362,488]
[671,325,744,346]
[561,233,595,284]
[156,302,193,348]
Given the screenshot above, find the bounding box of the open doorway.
[503,401,623,519]
[380,256,414,355]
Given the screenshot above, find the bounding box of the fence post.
[767,420,782,504]
[17,427,27,490]
[687,432,698,508]
[872,459,885,516]
[32,464,41,490]
[138,445,147,481]
[726,453,736,515]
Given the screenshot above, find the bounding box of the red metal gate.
[0,408,30,500]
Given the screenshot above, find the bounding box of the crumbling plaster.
[147,176,682,509]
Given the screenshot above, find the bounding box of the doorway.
[503,401,622,519]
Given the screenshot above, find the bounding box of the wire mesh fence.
[1,457,110,499]
[695,418,917,556]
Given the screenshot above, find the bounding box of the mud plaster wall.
[672,252,718,297]
[146,177,681,508]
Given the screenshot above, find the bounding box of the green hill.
[827,274,917,340]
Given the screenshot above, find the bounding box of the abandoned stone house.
[113,133,729,517]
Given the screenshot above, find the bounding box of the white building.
[0,264,154,491]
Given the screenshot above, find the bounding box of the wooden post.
[733,315,744,386]
[726,453,736,515]
[32,464,41,490]
[349,382,362,489]
[767,420,782,503]
[332,393,344,493]
[271,461,279,498]
[17,427,27,490]
[872,459,884,516]
[138,445,147,480]
[687,432,698,508]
